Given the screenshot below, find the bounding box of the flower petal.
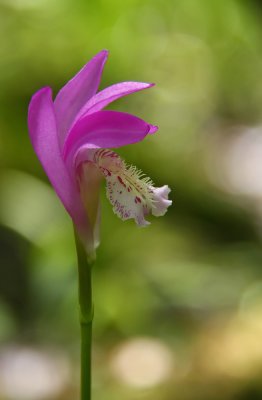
[54,50,108,147]
[151,185,172,216]
[149,125,158,134]
[76,81,155,117]
[63,110,158,165]
[28,87,93,250]
[75,149,171,227]
[105,173,150,226]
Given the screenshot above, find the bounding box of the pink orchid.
[28,50,171,253]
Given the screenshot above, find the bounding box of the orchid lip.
[77,148,172,227]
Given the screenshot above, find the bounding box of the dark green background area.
[1,0,262,399]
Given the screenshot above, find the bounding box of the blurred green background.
[1,0,262,399]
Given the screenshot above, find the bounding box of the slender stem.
[74,230,95,400]
[80,322,92,400]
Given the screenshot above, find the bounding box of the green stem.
[74,230,95,400]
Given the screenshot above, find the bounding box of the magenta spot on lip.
[117,176,126,188]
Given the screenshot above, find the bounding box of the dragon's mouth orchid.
[28,50,172,254]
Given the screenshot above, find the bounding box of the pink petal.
[62,110,158,164]
[54,50,108,147]
[149,125,158,134]
[28,87,93,250]
[76,81,155,117]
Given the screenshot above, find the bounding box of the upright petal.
[54,50,108,147]
[63,110,158,166]
[28,87,93,250]
[76,81,154,117]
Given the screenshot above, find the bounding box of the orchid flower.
[28,50,172,254]
[28,50,172,400]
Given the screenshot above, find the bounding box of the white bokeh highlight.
[0,346,70,400]
[110,337,173,388]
